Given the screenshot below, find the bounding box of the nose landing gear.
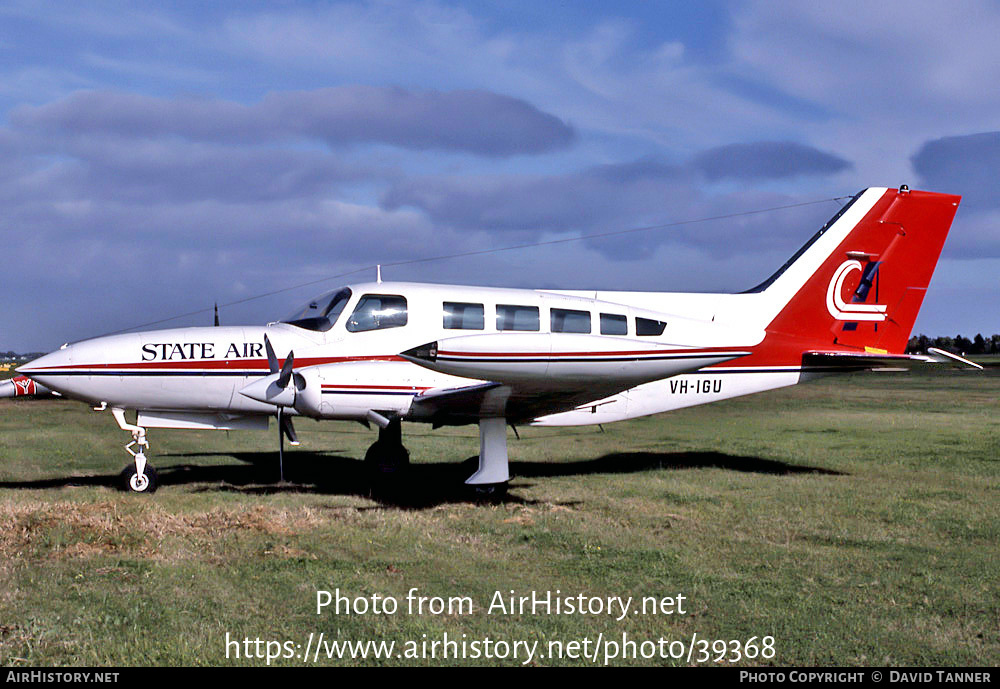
[112,408,159,493]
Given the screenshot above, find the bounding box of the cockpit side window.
[281,287,352,332]
[347,294,408,332]
[636,317,667,336]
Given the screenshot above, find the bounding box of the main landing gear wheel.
[364,417,410,496]
[468,482,508,501]
[119,464,159,493]
[364,441,410,478]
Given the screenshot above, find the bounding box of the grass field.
[0,364,997,666]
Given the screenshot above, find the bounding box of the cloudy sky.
[2,0,997,351]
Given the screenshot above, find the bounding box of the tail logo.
[826,259,887,322]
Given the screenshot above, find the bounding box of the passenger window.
[551,308,591,333]
[496,304,540,331]
[636,317,667,336]
[444,302,484,330]
[600,313,628,336]
[346,295,408,332]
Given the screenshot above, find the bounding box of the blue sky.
[1,0,997,350]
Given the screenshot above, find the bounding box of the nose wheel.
[112,408,159,494]
[119,463,159,493]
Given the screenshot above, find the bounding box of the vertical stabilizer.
[755,187,960,357]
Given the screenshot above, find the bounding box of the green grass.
[0,365,997,666]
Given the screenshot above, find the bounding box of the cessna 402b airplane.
[12,186,978,494]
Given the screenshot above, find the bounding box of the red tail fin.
[762,187,960,355]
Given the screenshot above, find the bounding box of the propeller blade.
[278,350,295,388]
[264,334,279,374]
[281,414,300,446]
[214,303,220,327]
[277,407,285,482]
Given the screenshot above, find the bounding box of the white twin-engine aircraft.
[17,186,974,494]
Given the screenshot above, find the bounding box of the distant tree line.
[906,334,1000,355]
[1,350,46,361]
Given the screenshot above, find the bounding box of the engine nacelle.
[292,368,323,418]
[401,333,751,387]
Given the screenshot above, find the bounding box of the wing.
[410,380,638,426]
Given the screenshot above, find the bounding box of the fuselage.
[21,281,782,428]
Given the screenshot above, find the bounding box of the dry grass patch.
[0,501,327,561]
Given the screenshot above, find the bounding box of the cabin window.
[636,317,667,336]
[551,308,591,334]
[600,313,628,336]
[346,294,408,332]
[443,302,485,330]
[496,304,540,331]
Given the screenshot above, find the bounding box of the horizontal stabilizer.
[926,347,984,370]
[803,349,983,372]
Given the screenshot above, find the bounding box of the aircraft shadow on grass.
[0,450,843,508]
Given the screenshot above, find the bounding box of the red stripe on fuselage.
[27,354,406,371]
[320,384,432,390]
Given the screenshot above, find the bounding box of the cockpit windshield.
[281,287,353,332]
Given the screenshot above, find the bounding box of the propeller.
[240,334,306,483]
[241,335,300,406]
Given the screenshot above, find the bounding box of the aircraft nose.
[15,333,141,403]
[17,345,74,376]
